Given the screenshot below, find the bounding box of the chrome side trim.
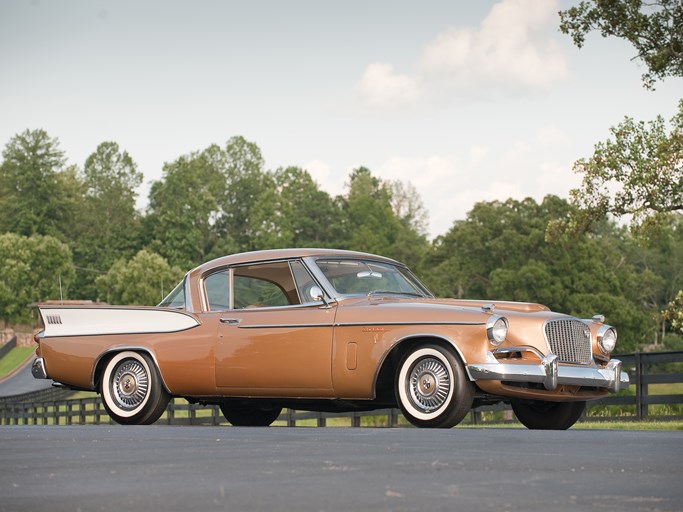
[467,356,630,393]
[239,323,334,329]
[31,358,47,379]
[335,321,484,327]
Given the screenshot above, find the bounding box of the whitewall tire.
[396,344,474,428]
[101,351,170,425]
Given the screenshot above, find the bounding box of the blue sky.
[1,0,681,238]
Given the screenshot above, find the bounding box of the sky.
[1,0,681,239]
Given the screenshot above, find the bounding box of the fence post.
[316,411,326,427]
[352,412,361,428]
[287,408,295,427]
[635,352,646,420]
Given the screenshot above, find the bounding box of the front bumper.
[467,354,630,393]
[31,357,47,379]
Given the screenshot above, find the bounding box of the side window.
[159,278,186,308]
[290,260,320,304]
[233,261,299,309]
[205,271,231,311]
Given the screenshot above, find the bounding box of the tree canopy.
[559,0,683,89]
[548,100,683,241]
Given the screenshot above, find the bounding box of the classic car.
[32,248,629,429]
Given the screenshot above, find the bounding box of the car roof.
[191,248,402,275]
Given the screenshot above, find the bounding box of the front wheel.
[511,399,586,430]
[101,351,170,425]
[220,402,282,426]
[396,344,474,428]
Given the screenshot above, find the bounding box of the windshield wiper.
[367,290,424,298]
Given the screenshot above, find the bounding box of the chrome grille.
[544,319,592,365]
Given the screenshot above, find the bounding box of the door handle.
[220,318,241,325]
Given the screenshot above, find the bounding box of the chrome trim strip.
[239,323,334,329]
[467,357,630,392]
[31,358,47,379]
[239,322,476,330]
[335,321,484,327]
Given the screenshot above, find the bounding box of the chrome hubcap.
[112,360,149,409]
[409,357,451,412]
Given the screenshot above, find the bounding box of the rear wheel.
[220,402,282,426]
[511,399,586,430]
[101,351,170,425]
[395,344,474,428]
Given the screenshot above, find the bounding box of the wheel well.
[374,336,462,402]
[92,348,168,393]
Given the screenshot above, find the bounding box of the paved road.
[0,426,680,512]
[0,358,54,397]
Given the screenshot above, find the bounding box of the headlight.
[597,326,617,355]
[486,315,508,346]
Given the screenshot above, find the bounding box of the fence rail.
[1,351,681,426]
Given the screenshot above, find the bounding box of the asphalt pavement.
[0,358,54,397]
[0,426,681,512]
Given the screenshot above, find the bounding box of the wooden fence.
[1,351,681,426]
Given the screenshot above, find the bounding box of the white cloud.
[355,62,420,108]
[536,124,571,147]
[376,155,454,188]
[469,145,490,165]
[356,0,568,108]
[304,159,332,185]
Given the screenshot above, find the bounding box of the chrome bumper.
[31,357,47,379]
[467,354,630,393]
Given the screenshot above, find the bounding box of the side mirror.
[309,285,324,302]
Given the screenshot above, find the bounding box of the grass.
[0,347,35,379]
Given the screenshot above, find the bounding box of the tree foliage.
[0,129,74,238]
[69,142,144,298]
[559,0,683,89]
[0,233,74,325]
[548,100,683,241]
[95,249,184,306]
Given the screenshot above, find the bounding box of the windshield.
[314,259,432,298]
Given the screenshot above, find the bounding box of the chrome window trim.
[184,273,194,312]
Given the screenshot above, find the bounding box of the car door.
[210,260,336,397]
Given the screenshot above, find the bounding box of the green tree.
[267,166,343,248]
[548,101,683,241]
[0,233,74,325]
[342,167,398,252]
[214,136,276,252]
[559,0,683,89]
[0,129,75,238]
[147,145,228,269]
[95,249,184,306]
[663,290,683,334]
[70,142,144,298]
